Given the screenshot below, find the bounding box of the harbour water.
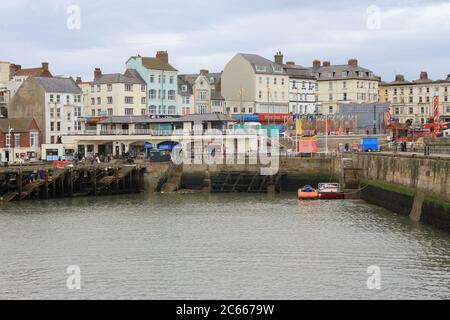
[0,193,449,300]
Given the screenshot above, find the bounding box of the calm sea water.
[0,193,449,300]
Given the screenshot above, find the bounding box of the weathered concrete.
[352,153,450,203]
[353,152,450,232]
[181,156,339,191]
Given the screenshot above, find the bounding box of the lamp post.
[267,85,271,126]
[325,115,329,155]
[373,104,377,135]
[239,87,244,125]
[8,125,14,164]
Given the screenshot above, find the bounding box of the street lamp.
[8,126,14,164]
[373,104,377,135]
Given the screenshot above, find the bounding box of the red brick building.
[0,118,41,163]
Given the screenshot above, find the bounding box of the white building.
[179,70,225,114]
[282,60,318,115]
[79,68,147,117]
[221,53,289,115]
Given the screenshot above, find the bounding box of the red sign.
[433,93,439,137]
[297,139,318,153]
[258,113,292,123]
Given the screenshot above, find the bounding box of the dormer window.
[255,65,267,72]
[210,77,215,84]
[181,85,187,92]
[272,65,283,73]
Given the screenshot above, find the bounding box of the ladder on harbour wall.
[341,158,362,190]
[210,172,275,193]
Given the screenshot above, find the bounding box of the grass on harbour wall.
[361,178,450,209]
[360,178,416,197]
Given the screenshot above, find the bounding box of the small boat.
[298,185,319,200]
[318,183,344,200]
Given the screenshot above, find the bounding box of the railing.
[65,129,274,137]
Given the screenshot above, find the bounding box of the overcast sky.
[1,0,449,82]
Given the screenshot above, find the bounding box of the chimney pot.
[348,58,358,67]
[274,51,284,65]
[420,71,428,80]
[94,68,102,80]
[313,60,321,69]
[156,50,169,63]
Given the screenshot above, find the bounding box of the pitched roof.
[239,53,286,75]
[179,71,222,86]
[177,76,193,96]
[307,64,378,81]
[15,67,52,78]
[141,57,177,72]
[0,118,37,132]
[283,64,316,80]
[93,69,145,85]
[34,77,82,94]
[211,89,224,100]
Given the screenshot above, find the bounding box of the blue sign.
[390,117,395,124]
[144,142,154,149]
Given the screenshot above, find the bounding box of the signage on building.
[433,92,440,135]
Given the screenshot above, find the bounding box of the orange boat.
[298,185,319,200]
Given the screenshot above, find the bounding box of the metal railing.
[64,128,273,137]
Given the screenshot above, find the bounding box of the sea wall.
[181,157,339,191]
[353,153,450,232]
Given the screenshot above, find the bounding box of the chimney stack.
[9,64,16,79]
[42,62,49,72]
[286,61,295,66]
[200,69,209,75]
[75,77,82,84]
[447,74,450,81]
[215,78,222,92]
[395,74,405,82]
[313,60,321,69]
[274,51,284,65]
[420,71,429,80]
[94,68,102,80]
[348,58,358,67]
[322,61,331,67]
[156,51,169,63]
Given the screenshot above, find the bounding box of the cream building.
[222,53,289,115]
[80,68,147,117]
[307,59,380,114]
[379,72,450,124]
[179,70,224,114]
